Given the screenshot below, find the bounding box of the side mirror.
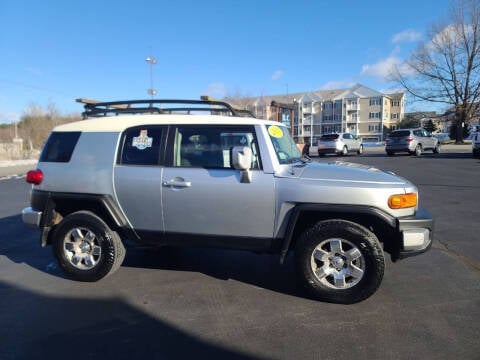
[231,146,252,183]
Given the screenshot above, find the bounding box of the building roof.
[226,83,404,107]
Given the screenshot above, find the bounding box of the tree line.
[0,102,81,150]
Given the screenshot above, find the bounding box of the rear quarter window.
[39,131,81,163]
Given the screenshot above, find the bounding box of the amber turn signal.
[388,193,417,209]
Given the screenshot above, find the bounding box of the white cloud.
[204,82,227,98]
[361,56,416,81]
[271,70,284,81]
[319,80,356,90]
[361,56,400,79]
[392,29,422,43]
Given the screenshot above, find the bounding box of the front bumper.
[397,207,434,259]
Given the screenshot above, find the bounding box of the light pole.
[145,55,157,98]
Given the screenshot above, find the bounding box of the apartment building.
[227,83,405,143]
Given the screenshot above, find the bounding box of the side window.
[39,131,81,163]
[413,130,422,137]
[173,125,260,169]
[118,126,163,166]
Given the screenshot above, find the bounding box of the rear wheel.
[414,144,422,156]
[433,144,441,154]
[339,146,348,156]
[386,151,394,156]
[295,219,385,304]
[52,211,125,282]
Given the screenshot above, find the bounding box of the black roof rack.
[76,99,256,119]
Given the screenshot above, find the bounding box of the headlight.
[388,193,417,209]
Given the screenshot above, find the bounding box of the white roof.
[54,114,281,132]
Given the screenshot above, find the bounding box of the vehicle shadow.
[0,214,65,277]
[0,281,263,360]
[1,213,306,300]
[123,246,304,299]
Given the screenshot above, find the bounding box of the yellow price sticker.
[268,125,284,138]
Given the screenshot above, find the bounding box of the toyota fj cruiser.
[22,99,433,304]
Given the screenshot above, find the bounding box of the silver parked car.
[385,128,440,156]
[317,133,363,156]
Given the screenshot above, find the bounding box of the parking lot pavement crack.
[434,240,480,272]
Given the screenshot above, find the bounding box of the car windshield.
[267,125,301,164]
[389,130,411,138]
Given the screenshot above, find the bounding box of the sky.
[0,0,454,123]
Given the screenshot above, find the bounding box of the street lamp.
[145,55,157,98]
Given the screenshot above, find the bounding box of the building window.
[368,125,380,132]
[369,98,381,106]
[391,100,400,107]
[369,112,381,119]
[391,113,399,119]
[334,101,342,109]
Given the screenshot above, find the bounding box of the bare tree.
[394,0,480,143]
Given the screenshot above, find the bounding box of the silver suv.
[385,128,440,156]
[22,99,434,304]
[317,133,363,156]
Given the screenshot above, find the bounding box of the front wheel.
[295,220,385,304]
[52,211,126,282]
[433,144,441,154]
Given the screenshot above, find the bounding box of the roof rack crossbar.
[76,99,255,119]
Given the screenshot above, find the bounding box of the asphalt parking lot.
[0,145,479,360]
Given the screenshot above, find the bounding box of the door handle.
[162,180,192,188]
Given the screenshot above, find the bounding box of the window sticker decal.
[132,129,153,150]
[268,125,283,138]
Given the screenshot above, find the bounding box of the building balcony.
[346,104,360,111]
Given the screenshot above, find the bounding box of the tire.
[414,144,422,156]
[357,145,364,155]
[295,219,385,304]
[433,144,440,154]
[386,151,394,156]
[52,211,126,282]
[339,146,348,156]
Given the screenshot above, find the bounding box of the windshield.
[266,125,301,164]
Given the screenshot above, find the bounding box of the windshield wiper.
[291,155,311,165]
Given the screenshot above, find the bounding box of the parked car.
[22,98,433,304]
[385,128,440,156]
[317,133,363,156]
